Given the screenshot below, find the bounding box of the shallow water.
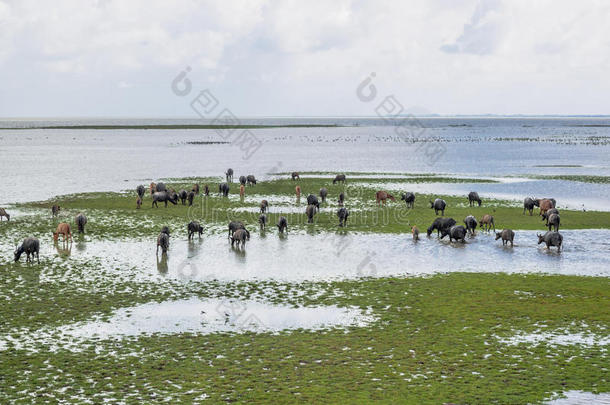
[545,391,610,404]
[6,229,608,282]
[1,117,610,205]
[497,331,610,347]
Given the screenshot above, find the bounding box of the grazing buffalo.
[337,207,349,227]
[547,213,560,232]
[538,199,555,215]
[247,175,257,186]
[157,231,169,254]
[0,207,9,221]
[291,172,300,180]
[468,192,481,207]
[219,183,230,197]
[259,214,267,229]
[307,194,320,210]
[412,226,419,241]
[228,221,245,239]
[231,228,250,248]
[239,176,247,186]
[538,231,562,251]
[441,225,467,243]
[319,188,328,203]
[136,197,142,209]
[427,217,456,237]
[479,214,495,232]
[187,221,203,240]
[401,192,415,209]
[277,216,288,233]
[14,237,40,263]
[541,208,559,225]
[523,197,536,215]
[152,191,178,208]
[306,204,317,223]
[155,182,167,193]
[338,192,345,206]
[260,200,269,213]
[187,191,195,206]
[192,184,200,194]
[495,229,515,247]
[179,190,188,205]
[75,213,87,234]
[136,185,145,198]
[333,174,346,184]
[376,191,395,206]
[429,199,446,216]
[53,222,72,243]
[52,205,61,217]
[463,215,477,235]
[226,168,234,182]
[204,185,210,196]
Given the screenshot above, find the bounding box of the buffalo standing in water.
[219,183,230,197]
[427,217,456,237]
[14,237,40,263]
[319,188,328,203]
[187,221,203,240]
[463,215,477,235]
[75,213,87,234]
[226,168,234,182]
[538,231,562,251]
[479,214,495,232]
[468,192,481,207]
[306,204,317,223]
[495,229,515,247]
[228,221,245,239]
[259,214,267,229]
[337,207,349,227]
[333,174,346,184]
[400,192,415,209]
[523,197,536,215]
[157,229,169,255]
[136,185,146,199]
[440,225,467,243]
[429,199,446,216]
[231,228,250,249]
[152,191,178,208]
[307,194,320,210]
[260,200,269,213]
[277,216,288,233]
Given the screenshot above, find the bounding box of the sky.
[1,0,609,117]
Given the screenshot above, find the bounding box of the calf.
[14,237,40,263]
[376,191,395,206]
[0,208,9,221]
[337,207,349,227]
[479,214,495,232]
[538,231,562,251]
[228,221,245,239]
[240,185,245,198]
[306,204,317,223]
[187,221,203,240]
[52,205,61,217]
[231,228,250,248]
[53,222,72,243]
[277,216,288,233]
[157,231,169,254]
[260,200,269,213]
[259,214,267,229]
[296,185,301,199]
[440,225,467,243]
[495,229,515,247]
[226,168,233,182]
[412,226,419,241]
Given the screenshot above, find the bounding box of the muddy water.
[6,230,608,282]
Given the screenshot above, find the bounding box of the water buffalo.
[468,192,481,207]
[136,185,145,198]
[239,176,247,186]
[14,237,40,263]
[427,217,456,237]
[376,191,395,206]
[53,222,72,243]
[429,199,446,216]
[479,214,495,232]
[541,208,559,224]
[440,225,467,243]
[187,191,195,206]
[277,216,288,233]
[412,226,419,241]
[538,231,562,251]
[179,190,188,205]
[538,198,555,215]
[187,221,203,240]
[333,174,346,184]
[228,221,245,239]
[75,213,87,233]
[204,185,210,196]
[291,172,300,180]
[259,214,267,229]
[338,192,345,206]
[152,191,178,208]
[0,208,9,221]
[319,188,328,203]
[306,204,317,223]
[192,184,200,194]
[157,231,169,254]
[400,192,415,209]
[260,200,269,213]
[155,182,167,193]
[547,213,560,232]
[219,183,230,197]
[231,228,250,248]
[463,215,477,235]
[495,229,515,247]
[307,194,320,210]
[226,168,234,182]
[523,197,536,215]
[337,207,349,227]
[247,175,257,186]
[52,205,61,217]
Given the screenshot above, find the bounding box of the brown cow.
[538,199,554,215]
[479,214,495,232]
[376,191,396,206]
[53,222,72,243]
[295,185,301,199]
[239,185,245,198]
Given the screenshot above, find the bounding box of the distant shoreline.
[0,124,340,130]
